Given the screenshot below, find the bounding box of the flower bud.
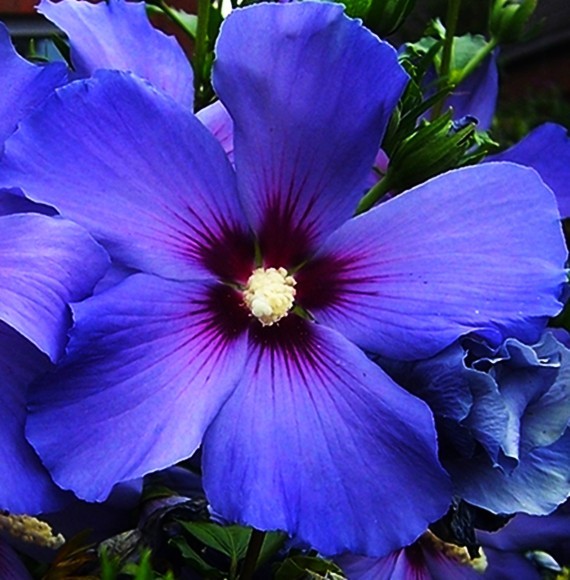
[382,111,478,195]
[365,0,417,37]
[489,0,537,44]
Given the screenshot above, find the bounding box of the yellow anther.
[243,267,296,326]
[0,511,65,549]
[421,530,487,573]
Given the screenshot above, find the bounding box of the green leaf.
[99,548,121,580]
[170,536,223,578]
[122,549,154,580]
[256,531,287,570]
[450,34,487,71]
[177,521,251,561]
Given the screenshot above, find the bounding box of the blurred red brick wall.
[0,0,197,57]
[0,0,37,13]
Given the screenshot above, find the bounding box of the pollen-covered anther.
[243,267,297,326]
[422,530,488,573]
[0,512,65,549]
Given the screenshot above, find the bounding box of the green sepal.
[385,111,478,191]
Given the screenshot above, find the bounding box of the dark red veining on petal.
[295,253,353,313]
[404,541,428,573]
[249,312,312,355]
[200,224,256,284]
[247,314,349,388]
[163,204,255,283]
[204,283,251,340]
[257,199,316,269]
[249,315,315,387]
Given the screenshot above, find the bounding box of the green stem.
[452,37,498,85]
[194,0,211,106]
[156,0,195,42]
[432,0,462,118]
[355,173,392,215]
[240,529,266,580]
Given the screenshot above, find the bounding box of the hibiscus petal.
[337,551,400,580]
[520,334,570,453]
[299,163,567,360]
[26,274,249,501]
[38,0,193,106]
[0,323,69,514]
[338,539,480,580]
[0,213,108,361]
[0,188,56,217]
[447,431,570,515]
[481,548,542,580]
[0,22,67,146]
[0,537,33,580]
[488,123,570,218]
[0,71,254,282]
[213,2,408,266]
[197,100,234,164]
[478,503,570,557]
[202,318,451,557]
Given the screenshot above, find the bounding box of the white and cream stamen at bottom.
[243,266,297,326]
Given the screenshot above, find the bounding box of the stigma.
[243,267,297,326]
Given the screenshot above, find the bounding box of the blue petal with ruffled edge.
[0,323,69,514]
[0,213,109,361]
[0,23,66,147]
[488,123,570,218]
[39,0,193,106]
[386,332,570,515]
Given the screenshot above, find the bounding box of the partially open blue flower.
[337,502,570,579]
[383,331,570,516]
[0,1,566,557]
[337,531,484,579]
[479,499,570,578]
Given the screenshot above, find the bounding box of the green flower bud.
[365,0,417,37]
[356,113,487,214]
[384,112,478,193]
[489,0,537,44]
